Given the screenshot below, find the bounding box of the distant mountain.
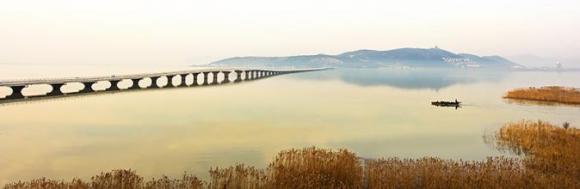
[211,47,520,69]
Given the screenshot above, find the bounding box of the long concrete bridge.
[0,68,329,104]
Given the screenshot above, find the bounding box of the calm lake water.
[0,65,579,184]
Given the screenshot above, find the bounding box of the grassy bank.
[5,121,579,189]
[505,86,580,104]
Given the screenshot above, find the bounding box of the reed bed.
[3,178,88,189]
[366,120,579,188]
[144,174,204,189]
[491,120,580,177]
[4,170,203,189]
[4,147,361,189]
[207,164,266,189]
[366,157,578,189]
[505,86,580,104]
[5,122,579,189]
[266,147,363,189]
[90,169,143,189]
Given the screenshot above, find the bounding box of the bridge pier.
[80,82,96,93]
[6,85,26,99]
[202,72,210,85]
[244,70,251,80]
[129,79,141,90]
[107,80,121,91]
[179,74,189,87]
[47,83,65,96]
[166,75,176,87]
[150,76,160,88]
[191,73,200,86]
[234,70,243,82]
[222,71,231,83]
[211,71,220,84]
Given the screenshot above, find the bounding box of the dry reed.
[491,120,580,177]
[267,147,363,189]
[4,170,204,189]
[505,86,580,104]
[3,147,362,189]
[5,123,579,189]
[3,178,88,189]
[366,157,577,188]
[207,164,266,189]
[366,120,579,188]
[89,169,143,189]
[144,174,204,189]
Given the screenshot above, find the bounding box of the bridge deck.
[0,68,327,86]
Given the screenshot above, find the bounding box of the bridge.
[0,68,329,104]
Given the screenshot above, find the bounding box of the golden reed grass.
[266,147,363,189]
[366,157,572,188]
[505,86,580,104]
[491,120,579,177]
[207,164,266,189]
[5,121,579,188]
[4,147,361,189]
[4,170,203,189]
[367,120,578,188]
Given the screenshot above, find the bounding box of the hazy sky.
[1,0,579,66]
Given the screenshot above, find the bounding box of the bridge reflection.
[0,68,328,105]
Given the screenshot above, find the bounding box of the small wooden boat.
[431,100,461,107]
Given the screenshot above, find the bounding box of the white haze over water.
[0,0,579,67]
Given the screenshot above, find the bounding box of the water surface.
[0,66,579,184]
